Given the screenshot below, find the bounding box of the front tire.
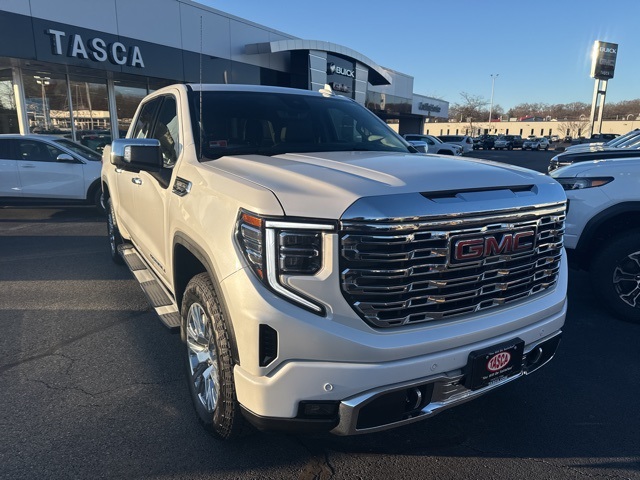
[590,230,640,323]
[106,198,124,265]
[90,185,105,215]
[181,273,247,440]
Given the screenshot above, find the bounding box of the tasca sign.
[46,29,145,68]
[590,40,618,80]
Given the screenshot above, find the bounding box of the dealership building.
[0,0,447,145]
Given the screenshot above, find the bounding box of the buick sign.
[327,63,355,78]
[590,40,618,80]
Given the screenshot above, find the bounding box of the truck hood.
[204,151,555,218]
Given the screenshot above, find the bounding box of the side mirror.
[56,153,77,163]
[110,138,162,172]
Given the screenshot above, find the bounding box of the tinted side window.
[131,97,162,139]
[0,139,11,159]
[152,96,180,167]
[15,140,65,162]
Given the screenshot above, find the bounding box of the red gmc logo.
[451,230,536,263]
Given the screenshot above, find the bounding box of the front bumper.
[239,331,562,435]
[222,248,568,435]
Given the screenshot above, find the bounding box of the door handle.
[132,177,143,185]
[21,165,36,168]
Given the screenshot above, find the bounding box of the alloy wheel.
[186,302,220,413]
[613,251,640,309]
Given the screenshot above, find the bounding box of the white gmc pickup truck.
[101,84,567,440]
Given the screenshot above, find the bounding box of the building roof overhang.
[245,39,392,85]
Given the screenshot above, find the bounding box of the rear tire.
[106,198,124,265]
[590,230,640,323]
[181,273,247,440]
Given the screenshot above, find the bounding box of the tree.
[556,119,590,139]
[450,92,492,134]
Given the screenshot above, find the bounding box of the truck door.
[115,97,161,240]
[126,93,180,283]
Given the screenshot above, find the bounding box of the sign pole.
[588,80,599,138]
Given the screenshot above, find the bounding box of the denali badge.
[450,229,536,264]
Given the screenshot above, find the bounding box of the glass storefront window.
[0,69,19,134]
[69,78,110,152]
[23,73,71,136]
[114,83,147,137]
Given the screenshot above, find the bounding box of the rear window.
[439,136,463,142]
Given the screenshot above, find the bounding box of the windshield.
[52,138,102,161]
[191,91,411,160]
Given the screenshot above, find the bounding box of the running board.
[119,243,181,332]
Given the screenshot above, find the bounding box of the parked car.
[550,156,640,323]
[494,135,524,150]
[408,140,428,153]
[403,134,463,155]
[548,146,640,172]
[563,129,640,154]
[0,134,103,211]
[572,133,619,145]
[473,134,497,150]
[437,134,474,154]
[522,137,550,151]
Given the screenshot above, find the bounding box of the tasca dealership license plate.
[465,338,524,391]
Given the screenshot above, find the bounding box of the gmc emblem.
[451,230,536,264]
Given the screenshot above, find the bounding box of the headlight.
[554,177,614,190]
[235,210,335,314]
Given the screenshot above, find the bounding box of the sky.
[199,0,639,112]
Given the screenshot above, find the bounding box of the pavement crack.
[295,438,335,480]
[0,313,145,375]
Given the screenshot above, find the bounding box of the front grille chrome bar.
[340,202,565,328]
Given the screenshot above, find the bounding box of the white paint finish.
[29,0,118,34]
[115,0,181,48]
[179,3,232,59]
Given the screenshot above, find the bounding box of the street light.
[34,75,51,130]
[488,73,499,129]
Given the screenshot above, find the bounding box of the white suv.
[550,156,640,323]
[403,134,463,155]
[0,134,103,211]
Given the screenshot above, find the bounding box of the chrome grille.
[340,202,565,328]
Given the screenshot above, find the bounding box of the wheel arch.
[574,202,640,269]
[86,178,102,202]
[173,232,240,365]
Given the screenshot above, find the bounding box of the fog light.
[299,401,339,418]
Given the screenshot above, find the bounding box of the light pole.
[34,75,51,130]
[488,73,499,131]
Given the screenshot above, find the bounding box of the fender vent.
[259,324,278,367]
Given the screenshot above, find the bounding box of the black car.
[548,148,640,172]
[571,133,620,145]
[494,134,524,150]
[473,134,497,150]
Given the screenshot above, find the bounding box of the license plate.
[465,338,524,391]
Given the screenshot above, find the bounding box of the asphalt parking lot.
[1,149,639,480]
